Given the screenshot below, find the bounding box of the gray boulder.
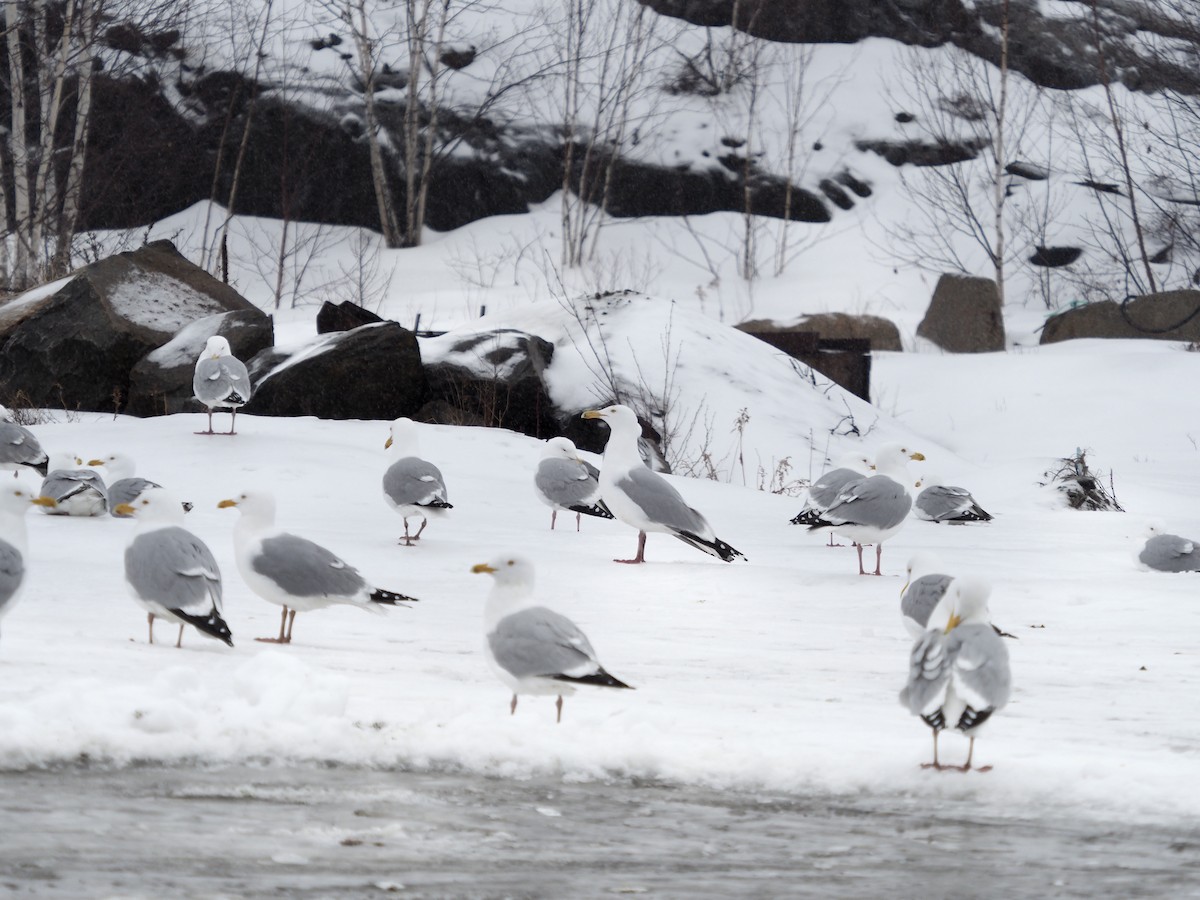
[1041,291,1200,344]
[0,240,259,411]
[244,321,428,419]
[125,309,274,416]
[917,274,1005,353]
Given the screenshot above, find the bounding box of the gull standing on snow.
[118,487,232,648]
[534,437,613,531]
[799,442,924,576]
[472,553,633,722]
[219,489,419,644]
[913,475,993,524]
[38,452,108,516]
[1139,525,1200,573]
[193,335,252,435]
[0,406,48,478]
[0,485,42,647]
[581,405,745,564]
[902,553,1018,641]
[900,577,1011,771]
[790,452,874,545]
[383,417,452,545]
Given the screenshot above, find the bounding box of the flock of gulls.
[0,337,1196,771]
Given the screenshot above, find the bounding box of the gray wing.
[488,606,599,679]
[1140,534,1200,572]
[915,485,980,521]
[618,466,710,535]
[901,574,953,632]
[251,533,366,599]
[581,459,602,482]
[108,477,163,512]
[0,421,46,468]
[536,457,601,510]
[0,538,25,615]
[946,625,1012,715]
[125,526,222,612]
[40,469,108,504]
[822,474,912,530]
[383,456,450,507]
[809,467,864,509]
[193,357,252,407]
[899,630,952,717]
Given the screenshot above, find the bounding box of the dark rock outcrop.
[243,322,429,419]
[316,300,385,334]
[1030,246,1083,268]
[1040,291,1200,344]
[0,241,260,411]
[917,274,1006,353]
[126,309,274,417]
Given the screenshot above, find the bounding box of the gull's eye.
[507,560,515,567]
[141,499,150,506]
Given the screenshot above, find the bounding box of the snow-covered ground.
[1,331,1197,830]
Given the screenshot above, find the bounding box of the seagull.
[0,405,48,478]
[472,553,633,722]
[902,553,1018,640]
[800,442,924,575]
[0,485,41,647]
[218,489,419,644]
[117,487,233,648]
[193,335,252,435]
[900,577,1011,772]
[912,475,993,523]
[38,452,108,516]
[534,437,613,531]
[86,452,183,518]
[383,417,452,546]
[789,452,874,545]
[581,405,745,564]
[1139,525,1200,573]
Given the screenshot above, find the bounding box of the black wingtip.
[421,499,453,510]
[676,530,747,563]
[568,502,615,520]
[789,508,824,526]
[170,608,234,646]
[552,670,635,690]
[29,460,49,477]
[370,587,419,605]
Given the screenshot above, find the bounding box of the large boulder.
[419,329,560,438]
[916,274,1005,353]
[243,321,428,419]
[125,309,274,416]
[0,240,259,411]
[740,313,902,351]
[1041,291,1200,344]
[316,299,384,334]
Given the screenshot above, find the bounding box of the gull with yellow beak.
[219,489,419,644]
[0,485,44,648]
[382,417,452,545]
[38,452,108,516]
[900,577,1011,772]
[581,405,745,564]
[473,554,632,722]
[798,442,925,576]
[193,335,252,435]
[789,451,874,546]
[117,487,232,649]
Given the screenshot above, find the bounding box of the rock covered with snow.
[126,309,274,417]
[0,241,260,412]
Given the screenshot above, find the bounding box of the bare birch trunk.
[354,0,402,248]
[992,0,1009,306]
[6,0,33,288]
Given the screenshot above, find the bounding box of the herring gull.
[0,485,41,647]
[86,452,181,518]
[219,489,419,644]
[1139,526,1200,573]
[38,453,108,517]
[581,405,745,564]
[900,577,1011,771]
[117,487,232,648]
[913,475,993,524]
[472,553,632,722]
[0,406,48,478]
[193,335,252,435]
[534,437,612,531]
[902,553,1018,641]
[383,417,452,545]
[798,442,924,575]
[789,452,873,546]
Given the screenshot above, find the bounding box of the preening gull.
[913,475,993,524]
[117,487,232,648]
[799,442,924,575]
[581,405,745,564]
[193,335,252,435]
[1139,526,1200,573]
[902,554,1018,641]
[534,437,613,531]
[383,417,452,545]
[900,577,1011,771]
[38,452,108,517]
[219,489,419,644]
[0,485,40,647]
[789,452,873,546]
[0,406,48,478]
[472,553,632,722]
